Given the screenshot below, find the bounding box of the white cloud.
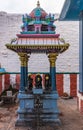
[0,0,65,14]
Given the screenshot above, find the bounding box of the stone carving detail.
[28,75,33,90]
[35,74,42,89]
[44,74,51,90]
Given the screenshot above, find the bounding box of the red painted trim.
[16,74,20,89]
[31,74,36,86]
[56,74,63,96]
[70,74,77,97]
[17,34,60,38]
[4,74,10,90]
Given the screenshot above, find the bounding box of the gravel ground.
[0,98,83,130]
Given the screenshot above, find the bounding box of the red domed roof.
[29,1,47,18]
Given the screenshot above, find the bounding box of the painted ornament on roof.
[21,1,56,34]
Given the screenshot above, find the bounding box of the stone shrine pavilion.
[6,1,69,127]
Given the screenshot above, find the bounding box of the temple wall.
[0,12,22,72]
[0,12,79,95]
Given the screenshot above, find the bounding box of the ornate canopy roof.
[6,44,69,53]
[6,1,69,54]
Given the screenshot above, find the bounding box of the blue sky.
[0,0,65,14]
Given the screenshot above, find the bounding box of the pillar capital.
[18,53,30,67]
[18,53,30,91]
[48,53,58,67]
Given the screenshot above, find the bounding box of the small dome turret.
[29,1,47,18]
[21,1,56,34]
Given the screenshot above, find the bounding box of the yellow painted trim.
[6,43,69,48]
[18,53,30,67]
[6,44,69,53]
[48,53,58,67]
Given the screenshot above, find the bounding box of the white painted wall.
[0,12,79,73]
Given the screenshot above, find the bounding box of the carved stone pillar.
[48,53,58,91]
[18,53,30,91]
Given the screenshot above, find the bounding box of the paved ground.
[0,98,83,130]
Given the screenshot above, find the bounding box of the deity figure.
[28,74,33,90]
[35,74,42,89]
[44,74,51,90]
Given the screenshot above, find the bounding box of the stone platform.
[15,90,60,126]
[0,98,83,130]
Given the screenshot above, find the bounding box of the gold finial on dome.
[37,0,40,7]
